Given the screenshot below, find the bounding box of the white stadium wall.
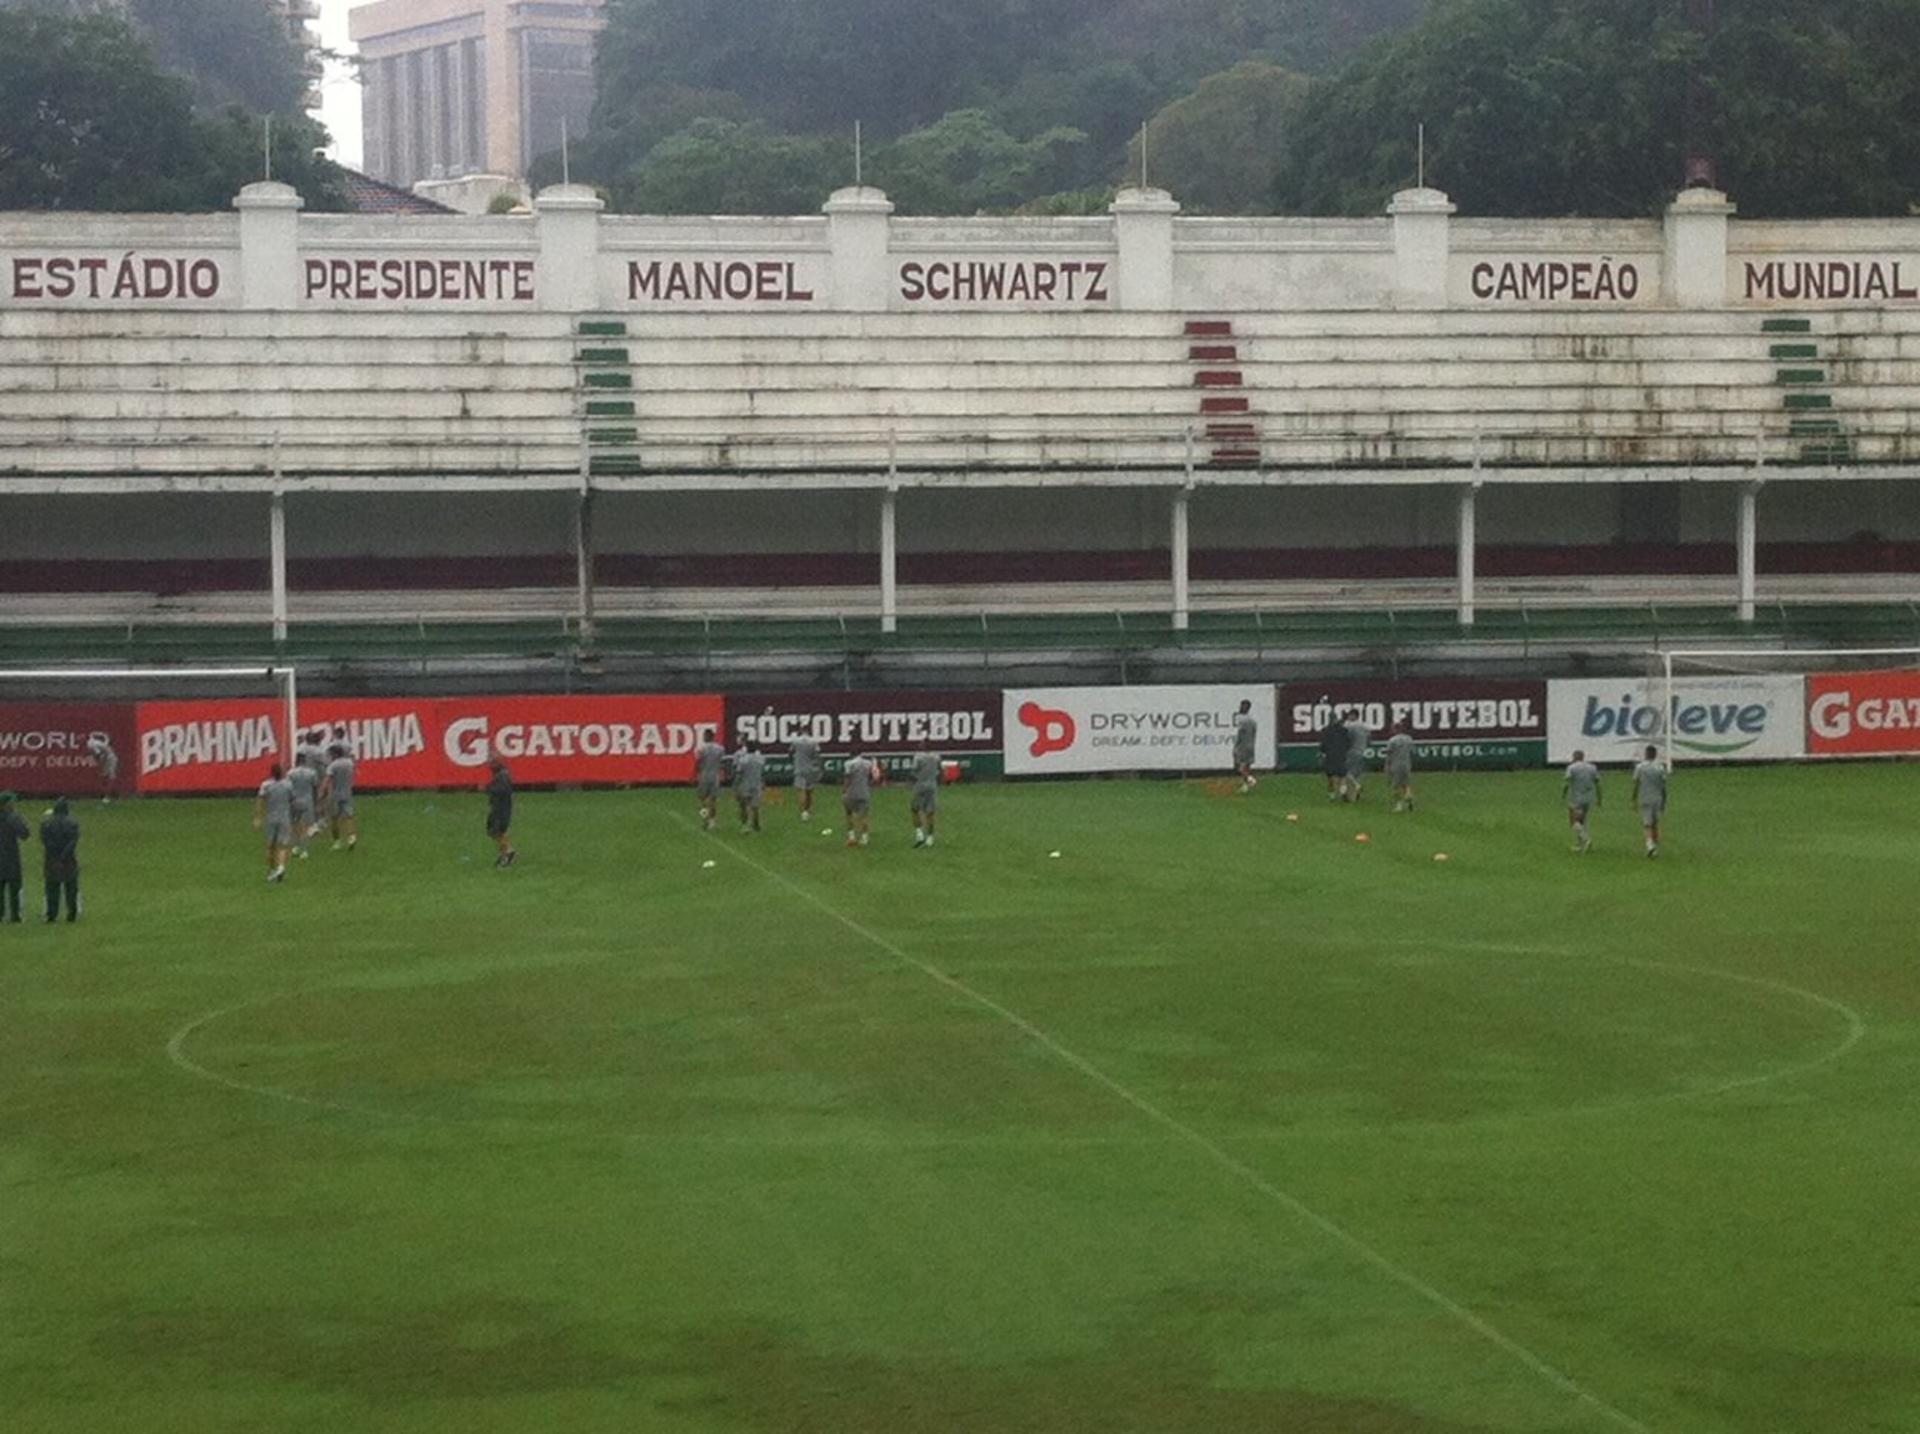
[3,181,1920,624]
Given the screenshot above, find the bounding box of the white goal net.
[1646,647,1920,768]
[0,666,299,801]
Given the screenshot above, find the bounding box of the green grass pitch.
[3,767,1917,1434]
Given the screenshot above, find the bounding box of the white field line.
[682,815,1652,1434]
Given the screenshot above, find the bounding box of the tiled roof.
[337,168,457,215]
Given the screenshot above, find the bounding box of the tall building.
[350,0,605,188]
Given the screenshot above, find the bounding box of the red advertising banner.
[1806,671,1920,756]
[1277,679,1548,770]
[0,702,138,797]
[136,694,723,793]
[723,689,1003,778]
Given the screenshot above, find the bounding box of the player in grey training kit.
[694,736,726,831]
[732,744,766,833]
[1341,716,1372,802]
[1632,744,1669,858]
[88,734,118,804]
[1232,700,1258,793]
[1385,724,1416,812]
[842,752,878,848]
[1563,749,1602,853]
[790,735,823,821]
[286,759,318,859]
[322,744,358,851]
[254,763,295,883]
[910,751,941,847]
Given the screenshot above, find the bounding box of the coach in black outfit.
[40,798,81,923]
[0,792,27,923]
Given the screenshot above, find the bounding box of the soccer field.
[3,768,1916,1434]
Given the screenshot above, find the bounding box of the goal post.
[1648,646,1920,768]
[0,666,299,797]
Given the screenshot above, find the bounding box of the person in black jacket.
[1318,711,1351,802]
[0,792,27,923]
[40,798,81,923]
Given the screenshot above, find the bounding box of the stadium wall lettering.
[1277,680,1548,771]
[724,690,1003,779]
[1805,671,1920,755]
[133,695,724,793]
[0,703,138,797]
[1740,259,1918,304]
[896,259,1112,306]
[1544,676,1805,763]
[1002,685,1276,776]
[623,259,817,304]
[7,253,229,304]
[1464,258,1644,304]
[300,256,537,304]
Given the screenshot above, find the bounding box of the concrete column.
[1388,187,1455,308]
[535,184,605,312]
[1109,187,1180,310]
[1170,488,1191,630]
[269,490,289,643]
[575,489,597,643]
[823,187,895,312]
[234,181,304,309]
[879,488,899,634]
[1737,480,1761,622]
[1457,483,1479,626]
[1664,187,1736,308]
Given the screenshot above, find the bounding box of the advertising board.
[0,703,139,797]
[135,695,723,793]
[1002,685,1276,776]
[1276,681,1548,771]
[1805,670,1920,756]
[1546,676,1805,763]
[725,690,1002,779]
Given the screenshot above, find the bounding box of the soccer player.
[1341,714,1372,803]
[253,763,295,883]
[321,743,358,851]
[39,798,80,923]
[1231,699,1258,793]
[841,750,879,848]
[486,756,518,868]
[732,743,766,834]
[1385,723,1416,812]
[295,736,327,833]
[87,734,118,805]
[1563,748,1601,854]
[694,734,726,832]
[910,749,941,847]
[0,791,26,923]
[1318,710,1350,802]
[286,756,318,859]
[1633,744,1669,858]
[791,733,823,821]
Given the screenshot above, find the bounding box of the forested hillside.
[565,0,1919,219]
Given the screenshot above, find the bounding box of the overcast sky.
[316,0,364,168]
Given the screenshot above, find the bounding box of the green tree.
[612,119,851,216]
[873,110,1087,216]
[0,7,342,211]
[1126,60,1310,212]
[129,0,310,114]
[1275,0,1920,217]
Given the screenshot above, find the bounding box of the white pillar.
[1388,186,1455,308]
[1170,488,1191,630]
[1457,483,1478,627]
[234,181,304,309]
[824,186,895,312]
[1737,480,1761,622]
[269,490,289,643]
[575,490,597,643]
[1109,187,1180,310]
[879,488,899,634]
[535,184,604,312]
[1663,188,1736,308]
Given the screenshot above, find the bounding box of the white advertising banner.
[1547,676,1806,764]
[1003,685,1277,775]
